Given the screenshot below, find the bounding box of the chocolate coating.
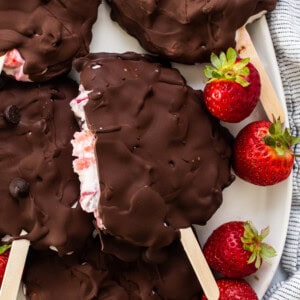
[117,241,202,299]
[23,250,128,300]
[23,238,202,299]
[0,0,101,81]
[106,0,277,64]
[75,52,234,261]
[0,76,93,255]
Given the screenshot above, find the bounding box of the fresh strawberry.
[203,47,261,122]
[203,221,276,278]
[202,278,258,300]
[0,244,11,287]
[233,118,300,186]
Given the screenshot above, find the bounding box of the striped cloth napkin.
[264,0,300,299]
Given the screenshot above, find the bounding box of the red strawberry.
[203,47,261,122]
[202,278,258,300]
[203,221,276,278]
[233,118,300,186]
[0,244,11,287]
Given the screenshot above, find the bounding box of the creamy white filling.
[3,49,31,82]
[70,86,103,229]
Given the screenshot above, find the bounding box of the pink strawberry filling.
[3,49,31,82]
[70,87,103,228]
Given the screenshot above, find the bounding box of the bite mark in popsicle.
[70,86,102,229]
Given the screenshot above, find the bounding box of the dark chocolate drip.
[75,52,234,261]
[0,76,93,255]
[106,0,277,64]
[0,0,101,81]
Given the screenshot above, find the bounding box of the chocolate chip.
[9,177,30,199]
[4,105,21,125]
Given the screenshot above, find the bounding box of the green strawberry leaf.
[247,251,257,264]
[233,58,250,70]
[226,47,237,65]
[212,71,222,79]
[242,243,253,252]
[203,47,252,86]
[264,136,277,148]
[260,243,277,259]
[241,221,276,269]
[236,76,250,87]
[204,66,214,79]
[269,124,276,135]
[263,118,300,156]
[254,253,262,269]
[260,226,270,240]
[211,52,221,68]
[220,52,227,67]
[0,244,11,255]
[239,67,250,77]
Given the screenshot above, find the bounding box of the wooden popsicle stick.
[236,25,285,122]
[0,54,5,72]
[180,228,219,300]
[0,231,30,300]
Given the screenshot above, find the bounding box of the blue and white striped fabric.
[264,0,300,299]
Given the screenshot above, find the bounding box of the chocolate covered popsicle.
[0,0,101,82]
[0,76,93,255]
[105,0,277,64]
[70,52,234,262]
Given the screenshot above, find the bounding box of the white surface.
[18,3,291,299]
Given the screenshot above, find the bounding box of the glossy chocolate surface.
[0,0,101,81]
[75,52,234,261]
[106,0,277,64]
[0,77,93,255]
[23,239,202,299]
